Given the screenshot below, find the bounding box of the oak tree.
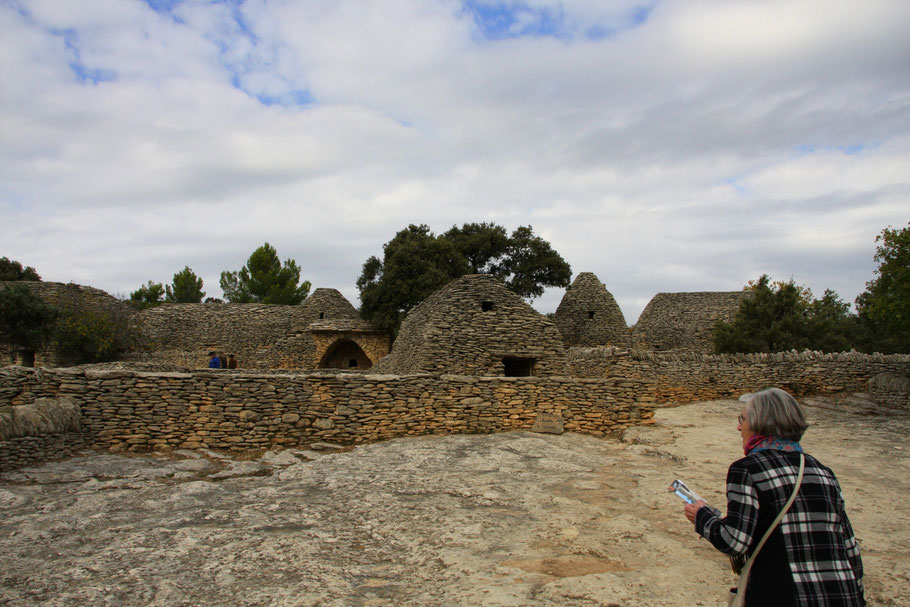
[855,223,910,353]
[0,257,41,281]
[357,223,571,331]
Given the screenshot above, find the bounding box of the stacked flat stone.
[632,291,748,352]
[371,274,569,376]
[868,372,910,408]
[568,347,910,404]
[554,272,630,347]
[298,288,363,326]
[137,302,308,369]
[0,366,654,470]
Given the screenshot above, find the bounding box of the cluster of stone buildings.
[1,271,748,373]
[2,272,908,470]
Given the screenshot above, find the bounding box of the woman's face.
[738,406,755,446]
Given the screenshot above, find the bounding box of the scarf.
[745,434,804,456]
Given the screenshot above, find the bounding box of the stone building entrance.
[317,339,372,370]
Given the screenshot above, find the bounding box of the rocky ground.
[1,395,907,607]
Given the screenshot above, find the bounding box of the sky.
[1,0,908,324]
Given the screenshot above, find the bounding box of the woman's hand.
[685,499,707,524]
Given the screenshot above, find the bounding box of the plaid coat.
[695,449,865,606]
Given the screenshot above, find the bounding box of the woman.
[684,388,865,606]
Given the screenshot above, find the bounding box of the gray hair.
[741,388,809,441]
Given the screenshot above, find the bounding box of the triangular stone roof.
[554,273,628,347]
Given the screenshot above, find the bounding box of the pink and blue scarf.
[745,435,804,456]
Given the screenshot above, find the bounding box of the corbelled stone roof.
[632,291,748,353]
[554,272,629,347]
[298,288,364,330]
[370,274,568,376]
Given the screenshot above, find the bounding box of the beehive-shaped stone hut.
[632,291,748,353]
[371,274,568,376]
[296,288,362,327]
[554,272,629,347]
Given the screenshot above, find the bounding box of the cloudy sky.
[2,0,908,323]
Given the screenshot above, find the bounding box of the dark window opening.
[481,301,494,312]
[588,311,595,319]
[348,359,358,368]
[318,312,325,319]
[503,357,535,377]
[18,350,36,368]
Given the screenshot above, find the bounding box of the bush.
[0,284,59,365]
[714,275,857,354]
[53,288,139,365]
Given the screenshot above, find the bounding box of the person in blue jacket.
[208,351,220,369]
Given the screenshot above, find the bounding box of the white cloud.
[1,0,908,324]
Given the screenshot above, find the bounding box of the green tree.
[442,223,572,299]
[220,242,311,304]
[714,275,857,354]
[0,257,41,281]
[130,280,165,308]
[499,225,573,300]
[357,223,572,331]
[358,225,469,331]
[0,284,59,366]
[166,266,205,303]
[443,222,511,274]
[855,222,910,353]
[807,289,858,353]
[54,286,139,365]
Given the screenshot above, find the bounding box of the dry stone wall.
[0,366,653,470]
[632,291,748,353]
[0,283,389,371]
[134,288,387,370]
[569,347,910,404]
[868,373,910,408]
[555,273,630,347]
[0,395,85,469]
[134,303,308,368]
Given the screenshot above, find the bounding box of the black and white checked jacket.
[695,449,865,606]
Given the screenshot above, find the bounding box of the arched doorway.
[317,339,372,370]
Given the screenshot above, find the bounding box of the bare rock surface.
[0,395,907,606]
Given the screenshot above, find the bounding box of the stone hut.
[631,291,748,353]
[371,274,569,376]
[554,272,630,347]
[296,289,392,370]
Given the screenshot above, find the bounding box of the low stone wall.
[868,373,910,408]
[0,395,85,470]
[0,366,653,470]
[569,347,910,403]
[0,432,85,470]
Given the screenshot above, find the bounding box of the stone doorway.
[317,339,372,370]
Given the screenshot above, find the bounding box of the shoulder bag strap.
[731,452,805,607]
